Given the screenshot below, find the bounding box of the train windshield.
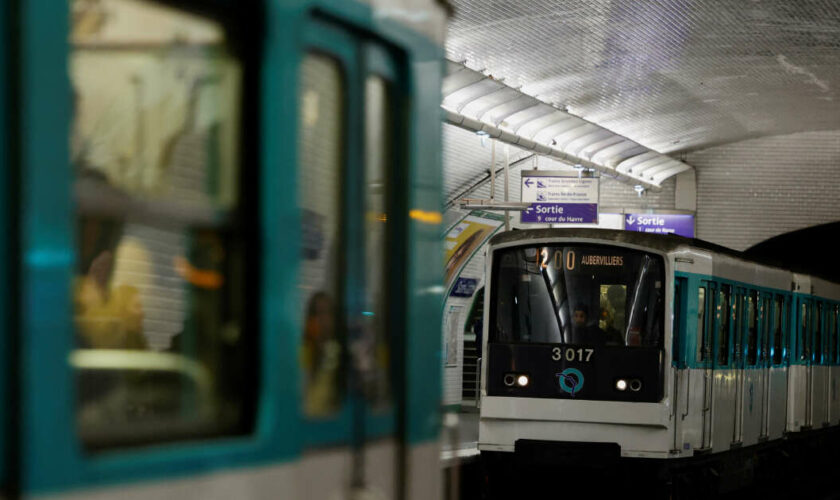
[491,244,665,347]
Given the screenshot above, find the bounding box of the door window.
[70,0,255,450]
[298,53,346,417]
[716,285,731,366]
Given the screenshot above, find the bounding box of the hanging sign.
[624,214,695,238]
[520,172,599,224]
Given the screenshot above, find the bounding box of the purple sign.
[624,214,695,238]
[521,203,598,224]
[450,278,478,297]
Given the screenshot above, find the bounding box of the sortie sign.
[520,172,599,224]
[624,214,695,238]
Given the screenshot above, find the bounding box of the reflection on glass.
[363,76,391,409]
[298,54,344,417]
[71,0,252,451]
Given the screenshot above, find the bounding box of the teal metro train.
[1,0,449,498]
[479,228,840,496]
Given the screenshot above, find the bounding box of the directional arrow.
[524,178,534,188]
[626,215,636,225]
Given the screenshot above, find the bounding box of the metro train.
[0,0,447,498]
[478,228,840,496]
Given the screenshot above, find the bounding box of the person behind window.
[302,291,341,416]
[75,250,148,351]
[599,306,625,346]
[572,303,621,346]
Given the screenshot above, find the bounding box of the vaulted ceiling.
[445,0,840,157]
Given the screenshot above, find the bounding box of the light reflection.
[409,209,442,224]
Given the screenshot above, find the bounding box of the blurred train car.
[478,228,840,496]
[0,0,448,498]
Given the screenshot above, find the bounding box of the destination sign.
[536,249,625,270]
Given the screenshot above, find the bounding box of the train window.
[747,291,757,366]
[815,302,824,364]
[834,305,840,364]
[673,279,684,365]
[716,286,730,365]
[299,53,346,417]
[821,303,831,364]
[696,286,707,362]
[773,296,783,365]
[600,284,627,332]
[734,292,744,362]
[800,302,810,361]
[490,245,664,348]
[761,296,770,363]
[70,0,255,450]
[362,75,392,408]
[827,304,835,364]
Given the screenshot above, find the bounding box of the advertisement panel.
[444,211,506,287]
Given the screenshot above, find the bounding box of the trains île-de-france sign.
[520,171,599,224]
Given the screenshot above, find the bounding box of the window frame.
[70,6,260,450]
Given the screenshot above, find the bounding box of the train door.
[731,288,746,446]
[828,304,840,425]
[813,301,828,426]
[799,297,814,428]
[296,20,411,499]
[0,2,10,494]
[710,283,735,451]
[697,281,714,451]
[360,40,404,495]
[672,277,685,453]
[768,294,789,438]
[759,293,772,440]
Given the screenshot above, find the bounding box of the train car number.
[551,347,594,362]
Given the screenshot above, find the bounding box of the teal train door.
[296,16,409,498]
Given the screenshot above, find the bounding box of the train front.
[479,231,673,466]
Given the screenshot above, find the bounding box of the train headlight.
[516,375,530,387]
[615,379,628,391]
[503,374,516,386]
[629,379,642,392]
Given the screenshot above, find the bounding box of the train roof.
[489,228,840,285]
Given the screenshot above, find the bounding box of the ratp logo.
[556,368,584,397]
